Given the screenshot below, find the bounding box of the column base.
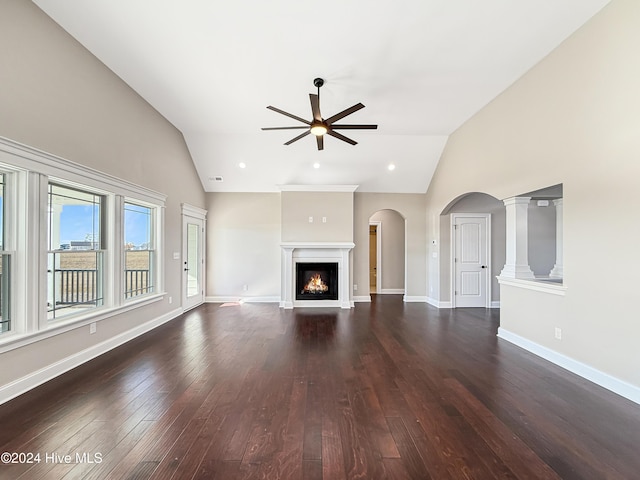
[500,264,535,279]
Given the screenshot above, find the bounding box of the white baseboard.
[206,296,240,303]
[491,301,501,308]
[206,296,280,304]
[241,296,280,303]
[426,297,452,308]
[352,295,371,303]
[378,289,405,295]
[0,307,183,406]
[403,296,428,303]
[497,327,640,406]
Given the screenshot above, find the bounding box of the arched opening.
[368,209,406,296]
[440,192,505,308]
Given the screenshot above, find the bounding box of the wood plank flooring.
[0,295,639,479]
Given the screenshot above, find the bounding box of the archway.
[440,192,505,308]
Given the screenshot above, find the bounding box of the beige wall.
[0,1,205,389]
[281,191,353,242]
[354,193,426,299]
[205,191,427,302]
[425,0,640,388]
[206,193,281,299]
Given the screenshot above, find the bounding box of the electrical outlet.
[353,284,358,291]
[168,296,173,304]
[308,216,313,223]
[243,284,248,291]
[554,327,562,340]
[90,322,96,334]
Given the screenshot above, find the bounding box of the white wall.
[281,191,353,243]
[425,0,640,393]
[206,193,281,301]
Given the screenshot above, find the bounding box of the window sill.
[497,276,566,296]
[0,293,166,353]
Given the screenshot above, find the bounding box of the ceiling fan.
[261,78,377,151]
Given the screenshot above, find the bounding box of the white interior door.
[182,215,204,311]
[453,214,490,308]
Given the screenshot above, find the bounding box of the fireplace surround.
[280,242,354,309]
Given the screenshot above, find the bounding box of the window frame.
[0,136,167,352]
[46,181,108,321]
[0,172,13,333]
[123,200,158,301]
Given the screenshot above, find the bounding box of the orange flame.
[303,273,329,293]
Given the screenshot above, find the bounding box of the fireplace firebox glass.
[295,262,338,301]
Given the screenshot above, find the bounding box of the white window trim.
[122,198,163,302]
[0,136,167,351]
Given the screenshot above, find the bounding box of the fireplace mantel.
[280,242,354,309]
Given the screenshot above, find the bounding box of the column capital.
[502,196,532,207]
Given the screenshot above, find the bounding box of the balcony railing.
[51,268,151,307]
[125,269,150,299]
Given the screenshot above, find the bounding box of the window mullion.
[30,172,49,331]
[112,195,124,307]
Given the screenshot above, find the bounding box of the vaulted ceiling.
[33,0,610,193]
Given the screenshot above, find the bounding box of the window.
[47,183,105,320]
[0,137,167,348]
[124,202,155,299]
[0,174,10,333]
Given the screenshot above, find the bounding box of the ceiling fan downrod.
[313,77,324,104]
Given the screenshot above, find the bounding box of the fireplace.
[296,262,338,301]
[280,242,354,309]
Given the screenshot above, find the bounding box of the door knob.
[481,265,487,269]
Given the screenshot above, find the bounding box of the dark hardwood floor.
[0,295,638,479]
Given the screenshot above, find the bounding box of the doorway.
[451,213,491,308]
[368,210,405,296]
[182,206,206,311]
[369,222,380,293]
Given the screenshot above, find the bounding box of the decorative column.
[500,196,535,279]
[549,198,563,279]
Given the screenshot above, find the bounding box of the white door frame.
[369,221,382,294]
[182,204,207,311]
[450,213,491,308]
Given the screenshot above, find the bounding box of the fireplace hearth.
[296,262,338,301]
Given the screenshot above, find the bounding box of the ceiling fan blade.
[316,135,324,151]
[310,94,322,122]
[324,103,365,125]
[266,106,311,125]
[261,126,309,130]
[330,124,378,130]
[326,130,357,146]
[284,130,311,145]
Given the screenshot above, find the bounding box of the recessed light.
[388,164,396,171]
[313,162,320,169]
[239,162,246,169]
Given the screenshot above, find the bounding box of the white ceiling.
[33,0,610,193]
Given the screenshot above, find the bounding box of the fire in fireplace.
[296,262,338,301]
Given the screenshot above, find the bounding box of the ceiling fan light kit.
[262,77,377,150]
